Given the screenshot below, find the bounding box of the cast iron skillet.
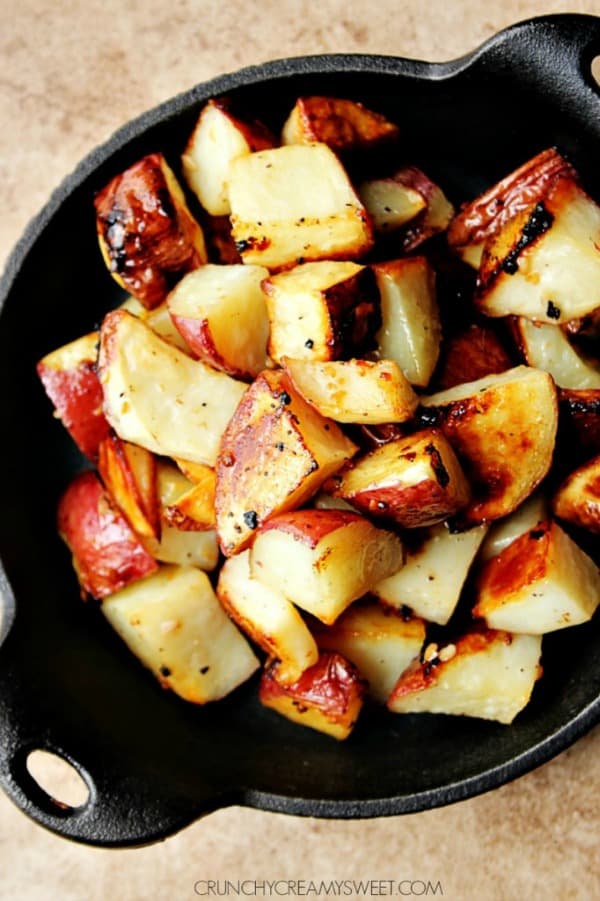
[0,14,599,847]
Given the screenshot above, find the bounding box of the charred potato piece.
[553,455,600,534]
[389,166,454,252]
[98,434,159,540]
[282,96,399,152]
[434,321,513,391]
[163,464,216,532]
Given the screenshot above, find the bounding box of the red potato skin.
[257,509,365,548]
[435,322,513,391]
[169,312,252,379]
[259,652,366,720]
[37,359,110,461]
[57,471,158,600]
[345,479,462,528]
[291,96,399,152]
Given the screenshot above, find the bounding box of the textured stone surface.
[1,1,600,899]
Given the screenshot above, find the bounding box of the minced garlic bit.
[438,643,456,663]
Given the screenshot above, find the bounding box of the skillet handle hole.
[591,56,600,92]
[25,749,90,811]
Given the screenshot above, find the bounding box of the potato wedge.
[553,456,600,534]
[390,166,454,251]
[388,630,542,724]
[215,369,357,556]
[95,153,207,309]
[228,143,373,269]
[259,652,365,740]
[282,96,399,152]
[217,550,318,685]
[163,465,216,532]
[474,520,600,633]
[327,430,470,529]
[511,316,600,389]
[98,310,246,466]
[250,509,403,624]
[479,491,547,563]
[102,565,259,703]
[420,366,557,525]
[358,177,426,233]
[98,434,159,540]
[283,357,417,424]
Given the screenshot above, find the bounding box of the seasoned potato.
[553,455,600,533]
[511,316,600,389]
[434,322,512,391]
[388,166,454,251]
[98,434,159,540]
[163,464,216,532]
[479,491,547,563]
[282,96,399,152]
[358,176,426,233]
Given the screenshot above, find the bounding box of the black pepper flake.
[159,665,171,677]
[279,391,292,405]
[304,339,314,349]
[530,529,545,540]
[546,300,561,320]
[423,658,440,678]
[199,665,210,675]
[275,442,285,451]
[243,510,259,530]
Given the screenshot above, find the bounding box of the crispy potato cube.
[447,148,575,268]
[167,263,269,379]
[553,456,600,534]
[358,177,426,233]
[474,520,600,633]
[163,464,216,532]
[182,98,274,216]
[479,491,547,563]
[420,366,558,525]
[476,177,600,324]
[282,96,399,152]
[102,565,259,703]
[98,310,246,466]
[250,509,403,624]
[263,260,379,363]
[215,369,357,556]
[388,630,542,724]
[98,434,159,540]
[328,430,470,529]
[511,316,600,389]
[434,322,512,391]
[389,166,454,251]
[374,522,488,625]
[95,153,207,309]
[373,257,440,387]
[314,602,425,703]
[37,331,110,460]
[228,143,373,269]
[58,471,158,600]
[217,550,318,685]
[259,652,365,740]
[283,357,417,425]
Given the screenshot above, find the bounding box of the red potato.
[281,96,399,152]
[250,509,403,624]
[358,176,426,233]
[57,470,158,600]
[389,166,454,252]
[167,264,269,379]
[97,434,159,540]
[37,332,110,461]
[510,316,600,390]
[327,430,470,529]
[259,652,366,740]
[95,153,207,309]
[552,456,600,534]
[163,464,216,532]
[479,491,547,563]
[557,388,600,464]
[434,322,513,391]
[215,369,357,556]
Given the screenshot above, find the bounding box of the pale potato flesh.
[513,317,600,389]
[102,565,259,703]
[479,491,548,562]
[358,178,426,232]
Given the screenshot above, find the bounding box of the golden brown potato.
[282,96,399,152]
[358,176,426,233]
[98,434,159,540]
[434,321,513,391]
[163,464,216,532]
[95,153,207,308]
[215,369,357,556]
[510,316,600,389]
[387,166,454,251]
[553,455,600,533]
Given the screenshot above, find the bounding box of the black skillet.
[0,14,599,847]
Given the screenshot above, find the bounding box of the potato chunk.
[283,357,417,425]
[420,366,557,525]
[511,316,600,389]
[358,177,426,233]
[102,565,259,703]
[474,520,600,633]
[553,456,600,534]
[315,602,425,703]
[228,143,373,269]
[98,434,159,540]
[98,310,246,466]
[259,652,365,740]
[479,491,547,563]
[388,166,454,251]
[250,509,403,624]
[282,96,399,152]
[215,369,356,555]
[328,430,470,528]
[95,153,207,309]
[217,550,318,685]
[263,260,379,363]
[388,630,542,724]
[163,464,216,532]
[434,322,512,391]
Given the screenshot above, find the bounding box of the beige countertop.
[1,2,600,899]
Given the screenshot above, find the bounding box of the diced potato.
[173,457,215,484]
[374,522,488,625]
[389,166,454,251]
[282,96,399,152]
[511,316,600,389]
[95,153,207,309]
[328,429,470,528]
[388,630,542,724]
[476,177,600,324]
[250,509,403,624]
[203,213,242,265]
[167,264,270,379]
[182,98,274,216]
[98,310,246,466]
[119,297,194,353]
[447,148,575,268]
[259,652,365,740]
[228,143,373,269]
[262,260,379,364]
[215,369,357,556]
[373,257,440,388]
[217,550,318,685]
[98,434,159,540]
[163,465,216,531]
[358,177,426,233]
[553,455,600,533]
[312,492,357,512]
[283,357,417,424]
[474,520,600,633]
[434,322,512,391]
[420,366,557,525]
[479,491,548,562]
[314,602,425,702]
[557,388,600,463]
[37,331,110,461]
[102,565,259,703]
